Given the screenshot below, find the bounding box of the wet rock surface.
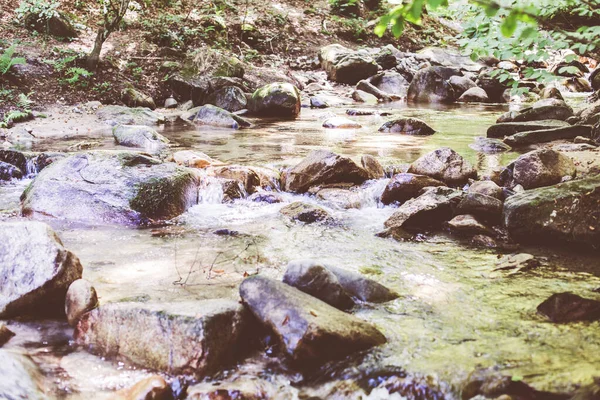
[280,201,330,223]
[248,82,301,117]
[283,150,368,193]
[504,175,600,247]
[381,173,445,205]
[65,279,99,327]
[96,105,165,126]
[191,104,251,129]
[407,66,460,103]
[511,149,576,189]
[537,293,600,323]
[384,186,464,231]
[497,99,573,123]
[504,125,592,146]
[320,44,379,85]
[408,147,477,186]
[21,151,200,225]
[75,300,252,376]
[239,275,387,367]
[113,125,169,152]
[487,120,571,138]
[0,350,47,400]
[0,221,83,319]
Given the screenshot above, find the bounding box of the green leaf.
[500,12,518,37]
[391,18,405,37]
[484,2,500,17]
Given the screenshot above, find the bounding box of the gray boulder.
[476,69,510,102]
[205,86,247,112]
[96,105,165,126]
[537,293,600,323]
[408,147,477,186]
[407,66,460,103]
[380,173,444,205]
[21,151,200,225]
[378,118,435,135]
[0,221,82,318]
[512,149,576,189]
[325,264,399,303]
[75,300,252,376]
[239,275,386,366]
[448,75,477,96]
[503,175,600,247]
[456,193,504,221]
[248,82,301,117]
[447,214,495,236]
[113,125,169,152]
[384,186,464,230]
[280,202,330,223]
[457,87,490,103]
[191,104,251,129]
[368,71,409,96]
[283,150,368,193]
[121,88,156,110]
[487,119,570,138]
[320,44,379,85]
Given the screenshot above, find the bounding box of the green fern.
[0,46,26,75]
[17,92,33,110]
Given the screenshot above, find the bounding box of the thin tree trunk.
[87,28,107,71]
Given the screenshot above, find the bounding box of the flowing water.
[2,101,599,399]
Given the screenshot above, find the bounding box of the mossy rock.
[248,82,301,118]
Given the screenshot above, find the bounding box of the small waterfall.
[25,157,38,178]
[198,176,225,204]
[359,178,389,208]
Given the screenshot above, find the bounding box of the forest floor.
[0,0,456,116]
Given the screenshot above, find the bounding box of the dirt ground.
[0,0,455,116]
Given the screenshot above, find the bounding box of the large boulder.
[380,173,445,205]
[378,118,435,135]
[168,75,249,106]
[320,44,379,85]
[121,88,156,110]
[75,300,252,376]
[190,104,251,129]
[417,47,484,73]
[239,275,386,367]
[205,86,247,112]
[407,66,460,103]
[248,83,301,117]
[23,11,77,38]
[113,125,169,152]
[283,150,368,193]
[503,175,600,247]
[511,149,576,189]
[496,99,573,123]
[96,106,165,126]
[456,193,504,222]
[476,69,510,102]
[408,148,477,186]
[0,221,82,318]
[487,120,571,138]
[384,186,464,231]
[21,151,200,226]
[368,71,409,97]
[448,75,477,96]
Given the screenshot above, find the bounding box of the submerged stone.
[280,201,330,223]
[537,292,600,323]
[378,117,435,135]
[192,104,251,129]
[487,119,571,138]
[97,105,165,126]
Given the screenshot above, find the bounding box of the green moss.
[130,170,197,220]
[359,266,383,276]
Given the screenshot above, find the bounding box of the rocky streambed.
[1,80,600,400]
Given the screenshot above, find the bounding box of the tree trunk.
[86,28,106,71]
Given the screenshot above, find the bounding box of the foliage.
[15,0,60,22]
[0,46,27,76]
[0,92,33,129]
[87,0,131,70]
[63,67,92,87]
[329,0,360,17]
[44,49,92,87]
[376,0,600,81]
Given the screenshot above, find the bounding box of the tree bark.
[86,28,106,71]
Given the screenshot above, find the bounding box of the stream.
[1,99,599,399]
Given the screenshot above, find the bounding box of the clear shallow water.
[2,102,600,398]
